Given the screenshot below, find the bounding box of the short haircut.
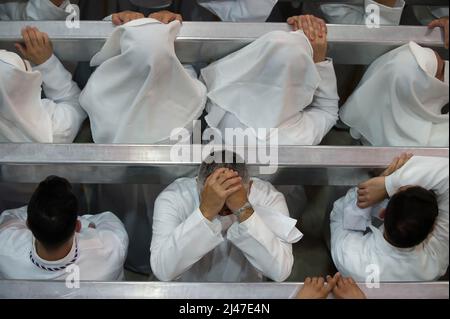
[384,186,439,249]
[27,176,78,250]
[198,150,250,187]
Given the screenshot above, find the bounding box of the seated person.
[0,27,86,143]
[339,41,449,147]
[202,15,339,146]
[297,273,366,299]
[330,154,449,281]
[115,0,277,22]
[0,176,129,280]
[309,0,405,26]
[150,151,303,282]
[0,0,71,20]
[79,16,205,144]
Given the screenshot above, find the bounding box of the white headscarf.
[0,50,53,143]
[197,0,278,22]
[79,18,207,144]
[201,30,320,133]
[340,42,449,147]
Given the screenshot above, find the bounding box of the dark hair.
[27,176,78,250]
[384,186,438,249]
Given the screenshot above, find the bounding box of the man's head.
[383,186,439,249]
[27,176,79,251]
[198,151,250,190]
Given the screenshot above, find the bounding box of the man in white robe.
[0,0,71,20]
[0,176,129,280]
[79,18,206,144]
[151,151,302,282]
[0,27,86,143]
[330,154,449,282]
[340,41,449,147]
[124,0,278,22]
[202,14,339,146]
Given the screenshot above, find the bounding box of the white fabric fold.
[197,0,277,22]
[80,18,207,144]
[340,42,449,147]
[252,205,303,243]
[0,51,53,143]
[201,31,320,136]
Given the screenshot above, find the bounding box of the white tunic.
[202,31,339,146]
[0,0,70,20]
[0,207,129,281]
[197,0,277,22]
[0,54,87,143]
[320,0,405,25]
[151,177,303,282]
[340,42,449,147]
[330,156,449,282]
[79,18,206,144]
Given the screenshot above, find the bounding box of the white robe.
[151,177,303,282]
[330,156,449,282]
[197,0,277,22]
[340,42,449,147]
[319,0,405,25]
[0,207,129,280]
[79,18,206,144]
[0,0,70,20]
[0,53,86,143]
[201,30,339,145]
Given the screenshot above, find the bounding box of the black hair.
[384,186,439,248]
[27,176,78,250]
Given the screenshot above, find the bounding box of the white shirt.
[0,207,129,281]
[0,54,87,143]
[151,178,302,282]
[330,156,449,282]
[202,31,339,146]
[320,0,405,25]
[413,6,450,25]
[197,0,277,22]
[0,0,71,20]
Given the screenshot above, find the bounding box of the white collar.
[30,236,78,272]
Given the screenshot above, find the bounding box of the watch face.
[129,0,173,8]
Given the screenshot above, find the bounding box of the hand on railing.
[429,17,449,49]
[15,26,53,66]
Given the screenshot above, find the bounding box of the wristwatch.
[232,202,253,218]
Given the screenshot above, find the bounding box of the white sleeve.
[330,190,370,281]
[151,192,225,281]
[227,183,298,282]
[0,0,70,20]
[197,0,277,22]
[385,156,449,265]
[80,212,129,262]
[33,55,86,143]
[288,59,339,145]
[0,206,28,231]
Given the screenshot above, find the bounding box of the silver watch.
[232,202,253,217]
